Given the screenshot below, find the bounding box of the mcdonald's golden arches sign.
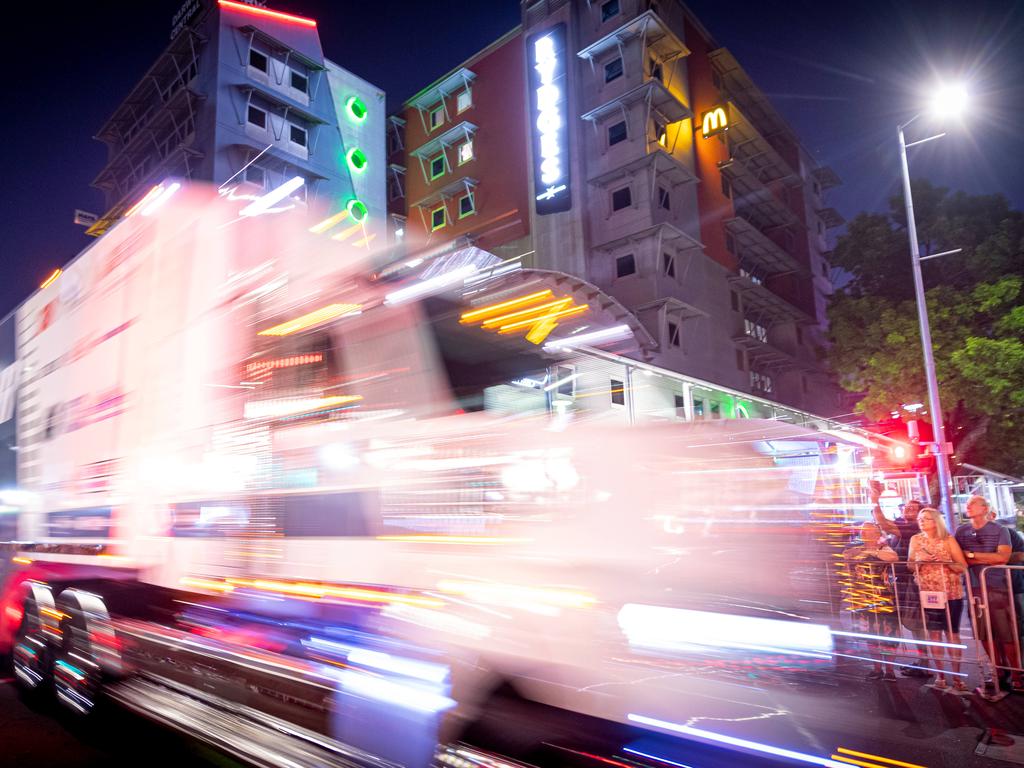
[700,105,729,138]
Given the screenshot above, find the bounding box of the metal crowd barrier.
[832,556,1024,696]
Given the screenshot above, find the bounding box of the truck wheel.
[12,582,58,693]
[52,589,117,716]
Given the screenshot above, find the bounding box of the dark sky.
[2,0,1022,318]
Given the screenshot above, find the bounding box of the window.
[721,175,732,198]
[674,395,687,419]
[429,104,444,131]
[611,186,632,211]
[615,253,636,277]
[817,220,825,235]
[739,267,762,285]
[652,117,667,146]
[667,320,680,348]
[710,402,721,419]
[244,165,265,188]
[431,205,447,231]
[608,120,628,146]
[289,124,308,147]
[693,399,705,418]
[456,88,472,113]
[657,186,671,211]
[649,56,663,83]
[813,181,821,197]
[662,252,675,278]
[730,290,740,312]
[249,49,268,72]
[610,379,625,406]
[601,0,620,22]
[458,193,475,218]
[751,371,774,394]
[736,349,746,370]
[458,139,474,165]
[387,175,403,201]
[290,71,308,94]
[744,318,768,343]
[604,57,623,83]
[553,365,576,397]
[430,153,446,180]
[247,105,267,129]
[387,130,401,155]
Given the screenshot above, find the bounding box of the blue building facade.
[89,0,385,246]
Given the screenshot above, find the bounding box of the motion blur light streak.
[384,265,478,305]
[831,629,966,650]
[829,651,965,677]
[543,324,632,350]
[459,290,554,323]
[346,648,449,684]
[11,556,32,565]
[308,208,350,234]
[834,747,926,768]
[337,670,455,713]
[140,182,182,216]
[257,303,362,336]
[124,184,165,217]
[618,604,833,656]
[622,747,694,768]
[243,395,363,419]
[437,580,596,613]
[627,714,848,768]
[240,176,305,217]
[39,269,61,290]
[376,535,528,545]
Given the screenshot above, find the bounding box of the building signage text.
[528,24,572,215]
[701,105,729,138]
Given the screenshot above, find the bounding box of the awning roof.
[817,207,846,229]
[812,165,842,190]
[241,25,326,71]
[408,122,477,159]
[725,102,799,185]
[580,80,691,124]
[238,85,328,125]
[587,148,697,188]
[720,160,802,232]
[592,221,703,255]
[407,67,476,110]
[724,217,803,276]
[708,48,797,151]
[576,10,690,62]
[728,274,815,326]
[411,177,477,210]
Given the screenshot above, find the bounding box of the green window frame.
[430,153,446,180]
[458,193,475,219]
[431,205,447,231]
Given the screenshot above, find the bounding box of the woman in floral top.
[908,506,968,691]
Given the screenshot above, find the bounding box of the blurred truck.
[0,183,861,768]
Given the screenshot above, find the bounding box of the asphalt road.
[0,674,236,768]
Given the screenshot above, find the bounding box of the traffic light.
[889,443,911,464]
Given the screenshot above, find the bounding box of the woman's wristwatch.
[966,551,976,560]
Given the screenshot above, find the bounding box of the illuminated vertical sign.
[528,24,572,215]
[700,105,729,138]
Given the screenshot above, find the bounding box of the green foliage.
[827,181,1024,476]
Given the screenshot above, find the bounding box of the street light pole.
[897,121,956,530]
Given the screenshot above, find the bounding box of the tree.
[828,180,1024,477]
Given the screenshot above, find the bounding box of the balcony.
[817,207,846,229]
[581,79,691,125]
[724,103,799,186]
[727,272,814,328]
[720,159,801,233]
[723,218,803,277]
[588,147,697,189]
[577,10,690,65]
[708,48,796,154]
[812,165,842,191]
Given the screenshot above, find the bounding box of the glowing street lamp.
[897,81,969,530]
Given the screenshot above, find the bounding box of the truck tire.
[52,589,120,716]
[11,582,58,694]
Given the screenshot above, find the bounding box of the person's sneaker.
[900,666,931,678]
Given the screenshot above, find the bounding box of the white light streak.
[384,265,478,305]
[240,176,305,217]
[543,324,631,351]
[140,182,182,217]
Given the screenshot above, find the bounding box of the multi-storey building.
[390,0,845,416]
[88,0,385,251]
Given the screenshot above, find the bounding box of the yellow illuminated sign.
[701,106,729,138]
[460,290,589,345]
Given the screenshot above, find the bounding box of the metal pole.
[898,124,956,531]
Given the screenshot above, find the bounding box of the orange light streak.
[480,297,572,328]
[459,290,553,323]
[39,269,62,290]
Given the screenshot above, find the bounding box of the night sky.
[2,0,1021,317]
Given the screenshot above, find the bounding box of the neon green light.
[346,198,368,222]
[736,403,750,419]
[347,147,367,173]
[346,96,368,123]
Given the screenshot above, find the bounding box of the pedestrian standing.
[870,485,929,677]
[955,495,1018,697]
[843,521,900,681]
[908,507,968,691]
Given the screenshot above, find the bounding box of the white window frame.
[247,104,268,130]
[429,104,445,131]
[457,139,474,166]
[456,88,472,114]
[289,123,308,148]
